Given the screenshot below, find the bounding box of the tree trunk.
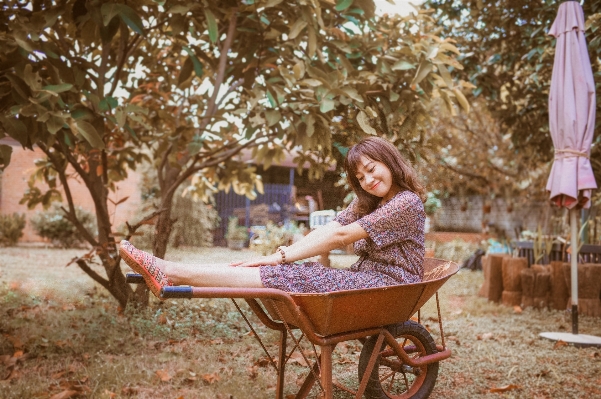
[563,263,601,316]
[520,269,535,308]
[549,261,569,310]
[477,255,490,298]
[487,254,507,303]
[73,169,134,309]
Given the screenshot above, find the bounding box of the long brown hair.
[344,137,426,216]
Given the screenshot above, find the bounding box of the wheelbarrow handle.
[125,273,144,284]
[161,286,194,298]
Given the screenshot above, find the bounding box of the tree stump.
[501,257,527,306]
[549,261,569,311]
[477,256,490,298]
[520,269,535,308]
[487,254,508,303]
[532,270,551,309]
[563,263,601,317]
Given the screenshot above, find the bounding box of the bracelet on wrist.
[276,246,287,264]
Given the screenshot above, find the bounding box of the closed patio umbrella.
[541,0,600,346]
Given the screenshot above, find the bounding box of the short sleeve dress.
[259,191,425,293]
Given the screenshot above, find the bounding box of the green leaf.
[99,96,118,111]
[266,91,277,107]
[182,46,204,78]
[47,115,66,134]
[102,3,145,35]
[288,19,307,40]
[392,61,416,71]
[0,116,28,146]
[205,9,218,43]
[340,87,364,103]
[42,83,73,93]
[335,0,354,12]
[411,60,433,87]
[168,5,190,14]
[319,98,335,113]
[453,88,470,113]
[265,110,281,126]
[0,144,13,170]
[437,63,454,89]
[74,120,105,149]
[264,0,283,8]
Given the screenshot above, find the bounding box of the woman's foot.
[119,240,173,298]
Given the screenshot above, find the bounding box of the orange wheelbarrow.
[126,258,459,399]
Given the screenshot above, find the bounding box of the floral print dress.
[259,191,425,293]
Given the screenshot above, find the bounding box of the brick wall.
[0,138,142,242]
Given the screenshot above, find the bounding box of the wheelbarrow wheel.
[358,320,439,399]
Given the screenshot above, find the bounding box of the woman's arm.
[231,221,368,267]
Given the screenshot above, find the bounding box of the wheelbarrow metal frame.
[126,258,458,399]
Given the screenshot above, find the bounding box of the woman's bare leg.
[119,240,264,298]
[165,263,263,288]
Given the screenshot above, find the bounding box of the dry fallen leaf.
[51,371,67,380]
[104,389,117,398]
[3,334,23,350]
[553,340,568,349]
[513,305,523,314]
[478,333,494,341]
[49,390,78,399]
[155,369,172,382]
[489,384,520,393]
[202,372,220,384]
[253,357,271,368]
[288,351,310,366]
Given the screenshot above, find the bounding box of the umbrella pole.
[570,207,579,335]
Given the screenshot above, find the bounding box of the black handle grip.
[161,286,193,298]
[125,273,144,284]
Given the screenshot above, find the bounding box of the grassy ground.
[1,244,600,398]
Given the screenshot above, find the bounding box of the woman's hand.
[230,252,282,267]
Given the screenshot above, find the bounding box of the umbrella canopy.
[546,1,597,209]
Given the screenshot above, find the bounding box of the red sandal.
[119,240,173,298]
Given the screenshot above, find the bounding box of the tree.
[418,99,543,208]
[0,0,468,307]
[425,0,601,189]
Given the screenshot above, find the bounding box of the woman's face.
[354,156,400,203]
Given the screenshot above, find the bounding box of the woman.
[120,137,426,296]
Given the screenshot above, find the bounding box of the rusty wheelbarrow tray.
[126,258,459,399]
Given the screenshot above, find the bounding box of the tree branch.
[440,160,490,185]
[108,22,130,97]
[98,42,110,98]
[157,143,173,192]
[199,8,238,132]
[42,144,100,246]
[215,78,245,109]
[75,259,110,291]
[124,207,169,241]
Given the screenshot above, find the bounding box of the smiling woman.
[120,137,427,296]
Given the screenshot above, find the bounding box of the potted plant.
[225,217,248,250]
[424,192,441,233]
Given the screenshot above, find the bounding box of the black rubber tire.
[358,321,439,399]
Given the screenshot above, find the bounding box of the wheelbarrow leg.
[320,345,334,399]
[276,330,287,399]
[295,358,320,399]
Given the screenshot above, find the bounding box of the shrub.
[250,221,305,256]
[0,213,26,246]
[30,204,96,248]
